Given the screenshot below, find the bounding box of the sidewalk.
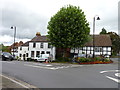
[0,75,39,89]
[1,75,25,88]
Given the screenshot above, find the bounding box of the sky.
[0,0,119,46]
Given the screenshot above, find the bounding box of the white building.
[18,32,55,60]
[71,35,112,57]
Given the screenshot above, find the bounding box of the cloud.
[1,2,48,39]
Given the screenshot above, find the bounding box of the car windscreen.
[3,52,12,56]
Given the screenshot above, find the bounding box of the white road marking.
[106,75,120,83]
[24,64,56,70]
[24,64,81,70]
[5,62,15,64]
[100,70,120,74]
[115,73,120,77]
[33,63,53,66]
[0,74,29,88]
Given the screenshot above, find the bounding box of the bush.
[78,58,92,62]
[102,58,110,62]
[95,56,102,61]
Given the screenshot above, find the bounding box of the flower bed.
[79,60,113,64]
[74,56,113,64]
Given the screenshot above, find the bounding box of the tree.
[47,5,90,58]
[107,32,120,55]
[100,28,107,34]
[0,44,10,52]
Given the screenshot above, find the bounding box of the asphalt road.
[1,58,120,88]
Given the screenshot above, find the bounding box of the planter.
[79,60,113,64]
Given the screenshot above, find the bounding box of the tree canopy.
[47,5,90,49]
[107,32,120,55]
[100,28,107,34]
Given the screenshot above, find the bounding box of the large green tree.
[47,5,90,58]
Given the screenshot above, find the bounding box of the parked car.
[35,54,50,62]
[2,52,14,61]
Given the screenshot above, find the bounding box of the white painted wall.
[29,42,56,60]
[18,46,29,60]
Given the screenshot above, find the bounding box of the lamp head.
[11,26,13,29]
[97,17,100,20]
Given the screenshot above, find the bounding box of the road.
[1,58,120,88]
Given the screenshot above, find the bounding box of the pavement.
[1,75,40,89]
[1,75,24,88]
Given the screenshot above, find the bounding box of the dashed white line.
[24,64,56,70]
[4,62,15,64]
[33,63,53,66]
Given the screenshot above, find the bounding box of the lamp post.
[93,16,100,58]
[11,26,16,57]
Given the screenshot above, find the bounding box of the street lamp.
[11,26,16,57]
[93,16,100,58]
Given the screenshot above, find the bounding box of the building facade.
[18,32,55,60]
[18,34,112,60]
[71,35,112,57]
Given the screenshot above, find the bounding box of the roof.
[21,41,29,46]
[10,41,23,49]
[85,35,112,47]
[22,34,112,47]
[29,36,48,42]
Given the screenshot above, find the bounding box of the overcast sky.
[1,0,119,46]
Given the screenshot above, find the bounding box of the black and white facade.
[71,35,112,56]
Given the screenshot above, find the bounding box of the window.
[48,43,51,48]
[20,54,22,57]
[41,51,45,54]
[31,51,34,57]
[46,51,50,54]
[36,51,40,57]
[33,43,36,48]
[40,43,43,48]
[95,47,102,52]
[95,47,99,52]
[26,53,28,57]
[20,47,22,50]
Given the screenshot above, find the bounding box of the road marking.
[5,62,15,64]
[24,64,79,70]
[115,73,120,77]
[0,74,29,88]
[106,75,120,83]
[24,64,57,70]
[33,63,53,66]
[100,70,119,74]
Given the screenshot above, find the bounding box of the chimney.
[36,32,41,36]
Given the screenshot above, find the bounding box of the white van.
[35,54,50,62]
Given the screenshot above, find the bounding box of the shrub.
[102,58,110,62]
[95,56,102,61]
[78,58,91,62]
